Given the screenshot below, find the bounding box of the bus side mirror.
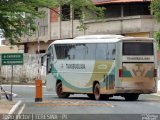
[41,57,44,66]
[41,54,47,66]
[47,53,51,58]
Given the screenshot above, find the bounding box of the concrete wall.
[0,54,46,84]
[26,41,52,54]
[0,45,18,53]
[125,32,150,37]
[49,15,156,41]
[50,20,84,40]
[85,15,154,36]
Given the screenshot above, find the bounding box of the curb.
[8,100,22,114]
[155,94,160,97]
[152,93,160,97]
[2,85,46,88]
[158,81,160,91]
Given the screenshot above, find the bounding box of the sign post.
[1,53,23,101]
[11,65,13,101]
[35,22,43,102]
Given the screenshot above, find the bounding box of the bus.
[44,35,157,101]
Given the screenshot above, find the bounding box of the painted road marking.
[35,99,115,107]
[18,104,25,115]
[8,100,22,114]
[44,93,57,96]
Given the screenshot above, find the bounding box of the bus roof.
[75,35,124,39]
[48,35,155,47]
[75,35,154,41]
[50,38,120,45]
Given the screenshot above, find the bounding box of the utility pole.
[71,0,74,38]
[59,0,62,39]
[35,22,43,102]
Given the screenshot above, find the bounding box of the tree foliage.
[154,32,160,50]
[70,0,104,31]
[0,0,104,44]
[0,0,58,44]
[151,0,160,50]
[151,0,160,22]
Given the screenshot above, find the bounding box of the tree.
[0,0,57,44]
[70,0,104,31]
[0,0,104,44]
[155,32,160,50]
[151,0,160,50]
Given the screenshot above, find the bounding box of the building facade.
[0,45,19,53]
[4,0,159,54]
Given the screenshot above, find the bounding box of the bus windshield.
[123,42,153,55]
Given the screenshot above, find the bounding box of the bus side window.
[85,44,96,60]
[74,44,86,60]
[108,44,116,60]
[96,44,108,60]
[65,44,75,60]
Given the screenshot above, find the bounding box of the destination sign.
[123,56,154,62]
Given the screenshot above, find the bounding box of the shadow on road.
[46,95,160,103]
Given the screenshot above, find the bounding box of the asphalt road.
[2,85,160,120]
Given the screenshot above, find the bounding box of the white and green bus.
[44,35,157,101]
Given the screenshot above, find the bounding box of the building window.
[24,44,28,53]
[123,3,150,17]
[74,8,82,20]
[61,4,70,21]
[98,2,150,18]
[36,50,46,54]
[104,4,121,18]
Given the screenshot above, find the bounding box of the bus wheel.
[56,82,70,98]
[93,83,101,100]
[87,94,94,99]
[124,94,139,101]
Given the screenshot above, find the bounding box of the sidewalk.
[157,80,160,93]
[0,100,15,114]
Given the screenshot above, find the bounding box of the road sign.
[1,53,23,101]
[1,53,23,65]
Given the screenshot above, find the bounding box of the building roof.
[93,0,151,5]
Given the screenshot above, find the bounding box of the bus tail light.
[154,69,157,77]
[119,69,123,77]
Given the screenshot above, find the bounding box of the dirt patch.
[157,91,160,95]
[0,100,15,114]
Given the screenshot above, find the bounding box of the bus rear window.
[123,42,153,55]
